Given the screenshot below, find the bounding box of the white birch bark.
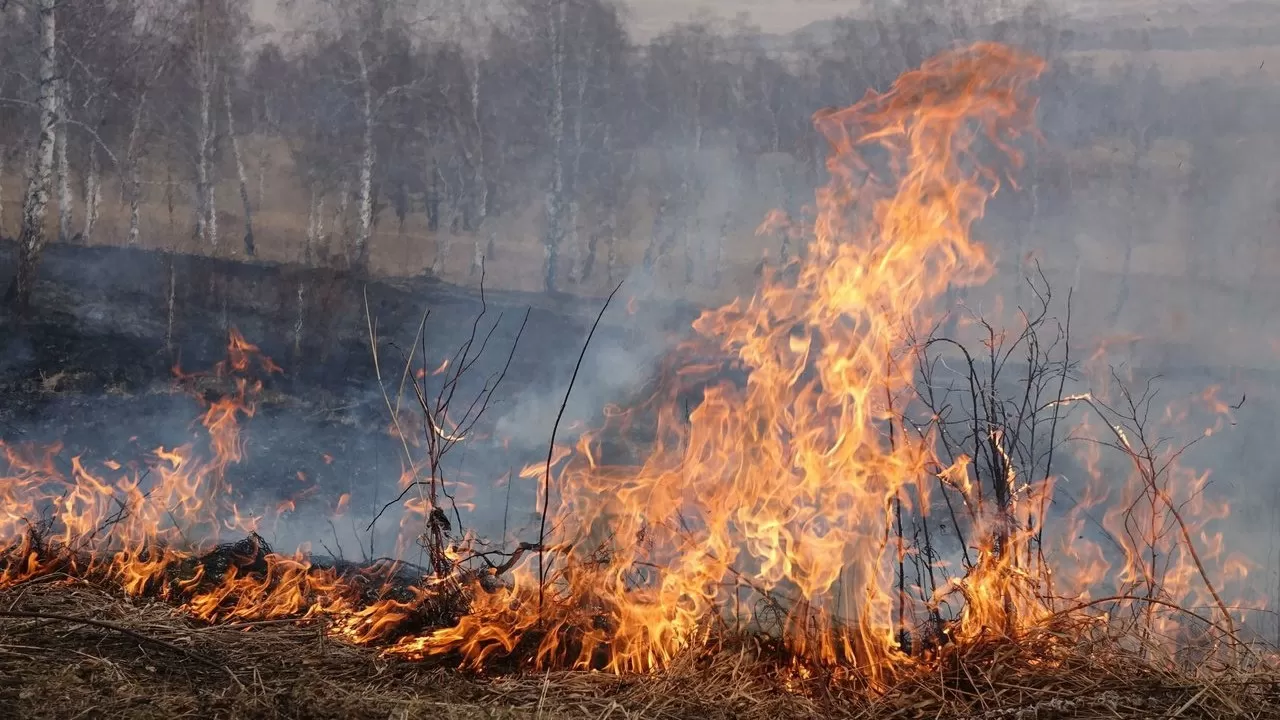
[293,279,306,357]
[223,75,255,256]
[353,46,375,267]
[469,61,488,277]
[55,78,72,243]
[126,96,147,246]
[542,0,567,292]
[82,144,100,243]
[193,1,216,247]
[10,0,58,310]
[335,175,350,246]
[304,185,320,265]
[566,14,587,283]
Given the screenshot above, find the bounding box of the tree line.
[0,0,1273,312]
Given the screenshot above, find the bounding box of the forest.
[2,0,1277,309]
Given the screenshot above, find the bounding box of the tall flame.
[0,42,1256,683]
[398,43,1049,678]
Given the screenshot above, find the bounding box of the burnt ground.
[0,241,697,555]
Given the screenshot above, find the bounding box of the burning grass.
[3,40,1280,718]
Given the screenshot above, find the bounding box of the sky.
[246,0,855,37]
[248,0,1175,40]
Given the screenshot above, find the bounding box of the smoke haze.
[3,0,1280,641]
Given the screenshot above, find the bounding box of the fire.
[406,43,1052,677]
[0,42,1258,686]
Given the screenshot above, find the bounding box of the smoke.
[5,0,1280,644]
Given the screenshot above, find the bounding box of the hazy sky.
[249,0,1170,39]
[246,0,866,37]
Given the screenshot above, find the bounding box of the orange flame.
[0,42,1258,682]
[400,43,1051,678]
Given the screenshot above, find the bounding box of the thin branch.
[538,280,624,611]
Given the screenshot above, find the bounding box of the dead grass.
[2,580,1278,720]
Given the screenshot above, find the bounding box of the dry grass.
[2,580,1278,719]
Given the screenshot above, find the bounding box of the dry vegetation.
[2,582,1278,719]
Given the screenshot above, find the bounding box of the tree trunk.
[431,162,452,276]
[257,151,268,208]
[195,54,214,245]
[304,185,320,265]
[55,78,72,243]
[126,97,147,246]
[353,46,375,268]
[206,108,218,248]
[335,175,351,259]
[8,0,58,313]
[223,76,255,256]
[293,279,306,359]
[0,145,7,236]
[469,62,487,278]
[565,12,587,284]
[82,143,100,243]
[542,0,567,293]
[165,256,176,355]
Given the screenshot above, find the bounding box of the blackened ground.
[0,240,698,554]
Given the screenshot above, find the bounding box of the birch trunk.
[9,0,58,312]
[542,0,567,293]
[126,96,147,246]
[566,16,587,283]
[257,153,268,207]
[55,78,72,243]
[304,185,320,265]
[293,279,306,358]
[335,175,350,250]
[0,146,6,236]
[193,6,216,247]
[206,107,218,248]
[431,163,452,276]
[195,68,212,243]
[469,62,487,277]
[353,46,375,268]
[82,144,100,243]
[223,76,255,256]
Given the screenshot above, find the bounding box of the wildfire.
[0,42,1259,685]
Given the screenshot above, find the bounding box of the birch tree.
[290,0,429,269]
[7,0,57,312]
[54,75,71,243]
[173,0,247,250]
[223,74,254,255]
[190,0,218,246]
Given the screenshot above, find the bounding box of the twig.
[538,280,624,611]
[1068,395,1238,644]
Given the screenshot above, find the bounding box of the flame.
[399,43,1051,678]
[0,42,1259,684]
